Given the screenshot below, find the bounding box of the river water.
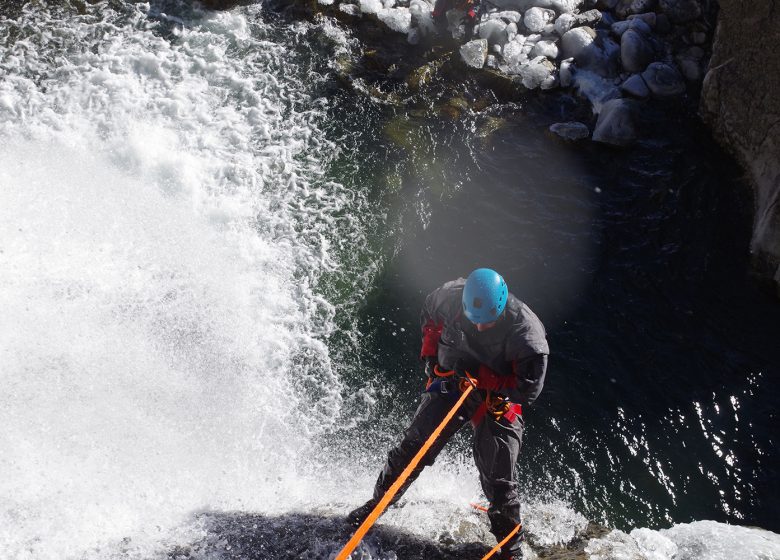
[0,2,778,559]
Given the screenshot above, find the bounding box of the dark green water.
[318,79,780,532]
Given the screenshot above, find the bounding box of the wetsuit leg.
[372,391,469,504]
[473,413,524,553]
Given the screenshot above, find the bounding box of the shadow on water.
[170,511,495,560]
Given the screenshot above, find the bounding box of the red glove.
[477,365,517,392]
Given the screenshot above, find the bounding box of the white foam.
[0,3,358,558]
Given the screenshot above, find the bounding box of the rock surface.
[460,38,489,68]
[550,121,590,140]
[592,98,638,145]
[701,0,780,292]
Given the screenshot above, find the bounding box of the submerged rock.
[550,121,590,140]
[460,38,489,68]
[592,98,638,145]
[641,61,685,96]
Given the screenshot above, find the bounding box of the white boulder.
[531,40,559,59]
[460,38,489,68]
[519,55,556,88]
[524,7,555,33]
[561,26,596,61]
[360,0,383,14]
[480,18,510,45]
[554,13,576,35]
[378,7,412,33]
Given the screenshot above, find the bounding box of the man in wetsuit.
[348,268,549,560]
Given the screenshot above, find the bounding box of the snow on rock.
[519,55,557,88]
[524,7,555,33]
[561,26,597,63]
[460,38,489,68]
[530,39,559,59]
[359,0,383,14]
[480,18,510,45]
[378,7,412,33]
[501,37,529,72]
[340,3,361,15]
[554,13,576,35]
[587,521,780,560]
[550,0,582,13]
[318,0,336,6]
[490,10,524,23]
[410,0,435,35]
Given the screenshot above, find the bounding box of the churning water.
[1,2,779,560]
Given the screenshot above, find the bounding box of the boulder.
[531,40,560,59]
[378,7,412,33]
[554,13,576,35]
[658,0,701,23]
[501,37,528,71]
[675,55,702,81]
[524,7,556,33]
[550,0,582,13]
[359,0,383,14]
[340,3,361,15]
[460,38,489,68]
[480,18,510,45]
[621,28,654,72]
[620,73,650,97]
[611,20,631,36]
[410,0,436,35]
[592,98,638,146]
[550,121,590,140]
[627,12,656,26]
[519,55,557,88]
[490,10,524,23]
[629,0,655,13]
[641,61,685,96]
[561,26,597,61]
[506,22,519,40]
[577,9,603,26]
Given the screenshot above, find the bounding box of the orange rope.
[335,383,476,560]
[470,502,489,513]
[480,523,523,560]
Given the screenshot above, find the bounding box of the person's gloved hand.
[424,356,437,379]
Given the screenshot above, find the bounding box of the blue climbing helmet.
[462,268,508,324]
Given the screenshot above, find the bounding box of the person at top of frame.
[348,268,549,560]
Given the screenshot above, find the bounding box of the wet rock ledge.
[700,0,780,295]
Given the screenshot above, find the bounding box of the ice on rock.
[561,26,596,62]
[501,37,528,72]
[506,22,518,40]
[519,55,556,89]
[524,7,555,33]
[378,7,412,33]
[555,13,576,35]
[460,38,489,68]
[530,40,559,59]
[550,0,582,13]
[360,0,383,14]
[410,0,436,35]
[480,18,509,45]
[490,10,524,23]
[340,3,361,15]
[318,0,336,6]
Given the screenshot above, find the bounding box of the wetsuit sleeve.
[504,354,548,405]
[420,287,446,359]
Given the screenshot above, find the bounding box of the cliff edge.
[700,0,780,293]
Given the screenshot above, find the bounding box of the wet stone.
[621,28,654,73]
[592,98,638,145]
[549,121,590,140]
[659,0,701,23]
